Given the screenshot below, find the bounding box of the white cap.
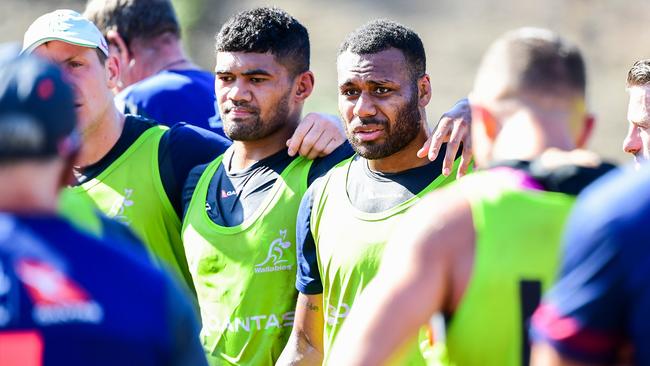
[21,9,109,56]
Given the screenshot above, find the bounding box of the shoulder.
[164,123,231,155]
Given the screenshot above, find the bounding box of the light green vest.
[58,187,103,237]
[182,153,313,366]
[312,156,458,365]
[430,169,575,366]
[65,126,192,291]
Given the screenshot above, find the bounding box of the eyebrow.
[215,69,273,76]
[339,79,397,88]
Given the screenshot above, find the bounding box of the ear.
[293,70,315,102]
[418,74,432,108]
[575,113,595,149]
[105,54,121,90]
[105,30,131,66]
[471,103,499,142]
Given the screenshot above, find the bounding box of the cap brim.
[21,36,107,56]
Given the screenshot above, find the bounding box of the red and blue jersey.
[0,214,207,366]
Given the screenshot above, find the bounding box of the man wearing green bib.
[278,20,464,365]
[328,28,614,366]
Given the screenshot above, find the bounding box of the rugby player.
[278,20,464,365]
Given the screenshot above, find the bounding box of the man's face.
[34,41,116,139]
[624,85,650,169]
[215,52,296,141]
[337,48,422,159]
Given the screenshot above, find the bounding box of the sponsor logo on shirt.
[208,311,294,334]
[254,230,293,273]
[109,188,134,226]
[15,259,103,325]
[326,302,350,326]
[221,189,237,198]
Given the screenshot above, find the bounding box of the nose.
[623,124,642,155]
[352,92,377,119]
[226,79,252,103]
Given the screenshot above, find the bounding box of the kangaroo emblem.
[256,229,292,267]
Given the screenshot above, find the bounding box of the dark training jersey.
[0,214,207,366]
[182,142,354,227]
[532,164,650,365]
[115,69,226,137]
[75,115,231,218]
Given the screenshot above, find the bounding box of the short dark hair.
[338,19,426,79]
[84,0,180,47]
[215,7,310,77]
[627,59,650,87]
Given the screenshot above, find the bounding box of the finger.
[299,124,325,158]
[287,118,315,156]
[456,143,473,179]
[306,134,332,160]
[317,136,346,158]
[428,118,452,161]
[442,124,465,176]
[417,138,431,158]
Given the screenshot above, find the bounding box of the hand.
[418,97,473,178]
[287,112,346,160]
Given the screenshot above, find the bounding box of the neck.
[367,128,429,173]
[139,39,196,76]
[0,164,61,214]
[76,108,125,167]
[492,111,576,162]
[230,123,297,170]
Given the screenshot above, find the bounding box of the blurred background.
[2,0,648,163]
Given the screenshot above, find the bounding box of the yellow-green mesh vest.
[182,153,313,366]
[64,126,191,291]
[58,187,103,237]
[313,156,459,365]
[430,169,575,366]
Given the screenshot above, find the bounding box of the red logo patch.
[15,259,89,306]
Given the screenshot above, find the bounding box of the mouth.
[351,125,385,142]
[226,106,257,118]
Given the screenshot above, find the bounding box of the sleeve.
[295,182,324,294]
[531,170,630,364]
[307,141,354,186]
[182,164,209,219]
[163,271,209,366]
[158,124,231,218]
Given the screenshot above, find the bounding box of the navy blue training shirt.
[74,115,231,218]
[182,142,354,227]
[0,214,206,366]
[115,69,225,137]
[532,164,650,365]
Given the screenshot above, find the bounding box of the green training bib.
[65,126,192,291]
[429,169,575,366]
[312,156,459,365]
[182,152,313,366]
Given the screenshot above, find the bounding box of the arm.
[287,113,346,159]
[277,185,326,365]
[328,189,474,366]
[277,293,325,365]
[419,97,473,178]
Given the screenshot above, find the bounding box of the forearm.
[276,329,323,366]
